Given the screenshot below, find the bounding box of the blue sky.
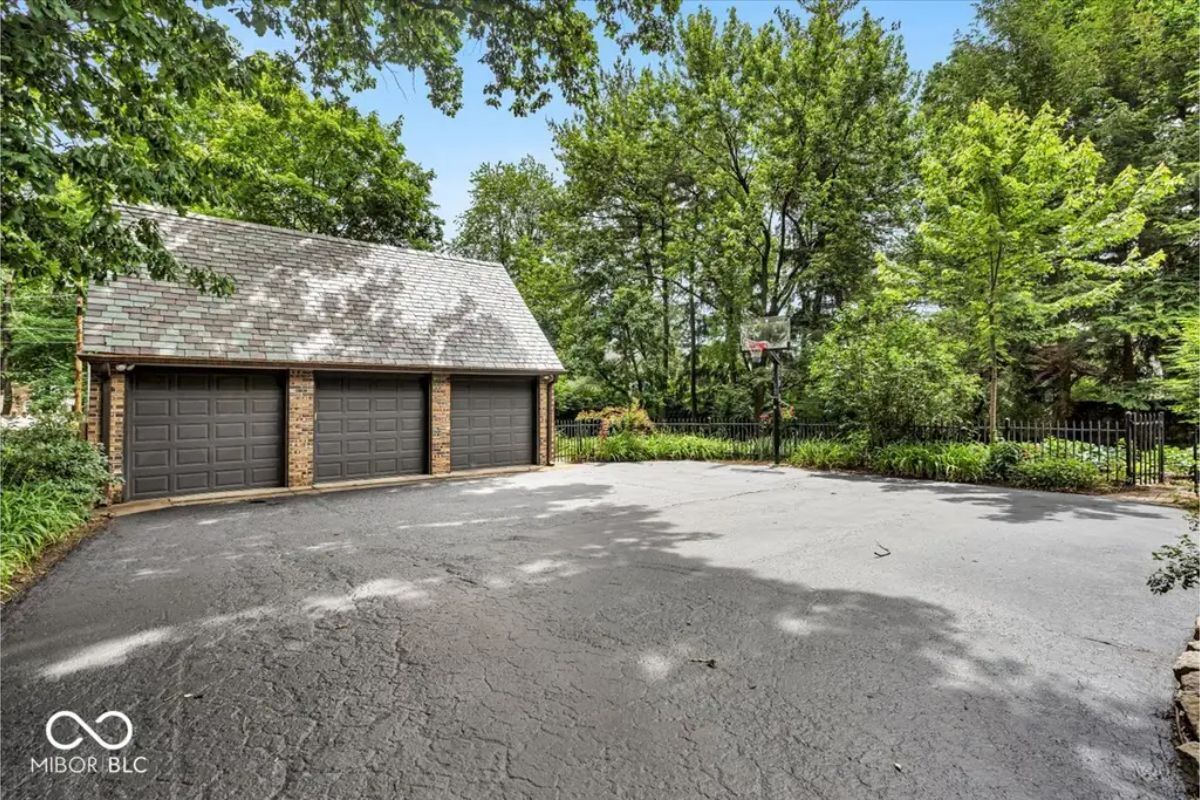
[214,1,979,238]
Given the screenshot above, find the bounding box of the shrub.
[577,402,655,437]
[0,414,112,591]
[789,438,865,470]
[642,434,734,461]
[594,431,651,461]
[1010,456,1101,491]
[1,414,111,498]
[985,441,1023,482]
[869,442,988,482]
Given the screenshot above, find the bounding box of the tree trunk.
[74,285,85,414]
[988,327,999,442]
[1,277,11,416]
[688,264,698,418]
[1120,333,1136,383]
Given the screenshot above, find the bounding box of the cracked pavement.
[0,462,1192,799]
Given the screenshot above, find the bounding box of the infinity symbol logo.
[45,711,134,751]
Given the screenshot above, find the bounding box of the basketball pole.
[771,351,782,466]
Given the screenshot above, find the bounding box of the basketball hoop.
[739,315,793,466]
[744,339,769,367]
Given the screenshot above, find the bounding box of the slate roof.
[83,206,564,373]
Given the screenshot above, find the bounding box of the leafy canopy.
[188,57,442,249]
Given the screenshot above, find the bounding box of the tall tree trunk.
[74,284,85,414]
[1,276,11,416]
[1120,333,1136,383]
[688,262,698,418]
[659,216,669,410]
[988,326,999,441]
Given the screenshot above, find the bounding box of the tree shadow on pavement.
[0,475,1185,800]
[803,469,1177,525]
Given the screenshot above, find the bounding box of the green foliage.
[577,402,655,436]
[0,415,112,591]
[1,0,676,291]
[808,305,979,436]
[555,376,623,419]
[985,441,1024,482]
[1147,526,1199,595]
[549,2,915,416]
[1,482,95,589]
[594,431,651,462]
[1,416,112,499]
[903,101,1176,431]
[788,439,866,471]
[869,442,990,483]
[922,0,1198,413]
[642,434,736,461]
[1161,319,1200,423]
[189,58,442,248]
[1010,456,1101,491]
[4,278,75,411]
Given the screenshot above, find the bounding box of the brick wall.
[287,369,314,487]
[85,369,101,446]
[430,374,451,474]
[536,375,556,466]
[106,372,125,503]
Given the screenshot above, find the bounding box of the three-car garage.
[121,368,543,501]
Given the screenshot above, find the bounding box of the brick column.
[106,372,125,503]
[85,368,101,445]
[287,369,314,487]
[536,375,555,466]
[430,374,451,474]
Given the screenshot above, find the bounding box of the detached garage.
[82,206,563,502]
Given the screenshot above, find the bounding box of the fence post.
[1124,411,1135,486]
[1157,411,1165,484]
[1002,418,1010,443]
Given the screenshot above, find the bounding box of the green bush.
[1,415,112,591]
[577,402,655,436]
[2,414,111,498]
[1010,456,1101,491]
[1,482,94,587]
[642,433,734,461]
[788,438,865,470]
[869,442,988,482]
[985,441,1023,482]
[594,431,651,461]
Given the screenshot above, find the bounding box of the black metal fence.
[554,412,1181,486]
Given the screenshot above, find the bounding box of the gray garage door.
[314,374,427,482]
[450,378,535,470]
[127,369,284,500]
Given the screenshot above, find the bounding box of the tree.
[922,0,1199,409]
[453,157,560,270]
[189,58,441,248]
[552,2,916,416]
[907,102,1175,436]
[1161,319,1200,423]
[1,0,679,293]
[808,302,980,437]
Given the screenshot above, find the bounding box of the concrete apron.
[109,464,549,517]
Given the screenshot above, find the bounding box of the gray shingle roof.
[83,206,564,373]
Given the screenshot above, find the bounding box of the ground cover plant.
[0,415,112,590]
[559,413,1121,493]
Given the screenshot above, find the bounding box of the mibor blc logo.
[32,711,149,775]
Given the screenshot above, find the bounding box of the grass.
[1,482,97,589]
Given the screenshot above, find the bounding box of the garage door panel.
[450,379,535,470]
[127,369,285,500]
[314,374,427,481]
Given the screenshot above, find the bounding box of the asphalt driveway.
[1,462,1192,799]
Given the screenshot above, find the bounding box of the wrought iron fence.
[554,413,1180,486]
